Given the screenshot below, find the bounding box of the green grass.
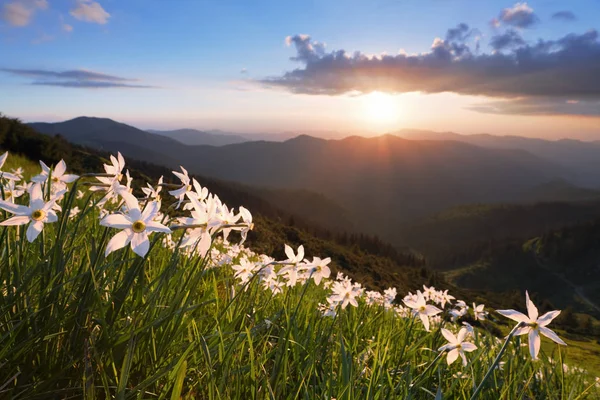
[0,154,599,399]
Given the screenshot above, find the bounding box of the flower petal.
[26,221,44,242]
[497,309,530,323]
[447,349,459,365]
[540,326,566,346]
[61,174,79,183]
[538,310,561,327]
[0,200,30,216]
[461,342,477,352]
[105,230,133,256]
[284,244,295,261]
[441,328,457,344]
[419,312,430,332]
[100,214,132,229]
[145,220,171,233]
[54,160,66,177]
[119,190,140,212]
[131,231,150,257]
[528,329,541,360]
[0,215,30,226]
[425,304,442,316]
[525,291,539,321]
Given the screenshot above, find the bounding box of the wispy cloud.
[1,68,156,89]
[468,98,600,117]
[551,11,576,22]
[1,0,47,27]
[70,0,110,25]
[32,81,155,89]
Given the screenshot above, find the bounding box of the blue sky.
[1,0,599,139]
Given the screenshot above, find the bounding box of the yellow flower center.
[132,220,146,233]
[31,209,46,221]
[5,191,11,199]
[419,306,426,312]
[52,176,60,183]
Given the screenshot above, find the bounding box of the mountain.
[396,129,600,187]
[26,117,354,232]
[148,128,248,146]
[164,134,569,234]
[30,117,574,242]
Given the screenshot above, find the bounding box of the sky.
[1,0,600,140]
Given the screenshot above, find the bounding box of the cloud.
[1,68,155,89]
[261,29,600,98]
[1,0,47,27]
[468,98,600,116]
[552,11,576,21]
[489,29,525,51]
[260,29,600,116]
[240,68,248,74]
[70,0,109,24]
[495,2,538,29]
[62,23,73,32]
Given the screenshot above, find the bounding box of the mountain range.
[396,129,600,187]
[28,116,600,249]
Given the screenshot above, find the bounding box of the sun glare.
[362,92,400,126]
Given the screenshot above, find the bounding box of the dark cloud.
[495,2,538,29]
[552,11,576,21]
[468,98,600,116]
[1,68,154,89]
[261,30,600,100]
[489,29,526,51]
[445,23,471,42]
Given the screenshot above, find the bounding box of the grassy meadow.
[0,151,598,399]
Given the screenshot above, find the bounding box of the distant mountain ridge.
[148,128,248,146]
[395,129,600,187]
[28,116,577,242]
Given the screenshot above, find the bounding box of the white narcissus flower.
[100,189,171,257]
[473,303,488,321]
[330,280,360,309]
[178,196,219,257]
[300,256,331,286]
[1,179,25,203]
[497,291,566,360]
[32,160,79,193]
[0,183,63,242]
[403,291,442,332]
[279,244,304,287]
[438,328,478,366]
[0,152,18,181]
[169,166,193,208]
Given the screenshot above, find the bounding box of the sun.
[362,91,400,126]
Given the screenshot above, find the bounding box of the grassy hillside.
[397,201,600,266]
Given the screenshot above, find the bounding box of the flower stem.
[470,321,524,400]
